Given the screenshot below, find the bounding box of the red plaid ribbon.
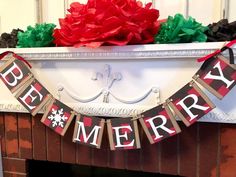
[0,51,32,68]
[198,39,236,63]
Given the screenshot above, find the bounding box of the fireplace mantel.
[0,42,236,123]
[0,42,234,60]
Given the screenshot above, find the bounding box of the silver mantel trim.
[0,42,235,61]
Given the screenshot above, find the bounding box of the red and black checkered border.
[0,57,33,93]
[72,114,105,148]
[167,81,215,127]
[139,104,181,144]
[193,55,236,99]
[107,118,140,150]
[15,78,52,116]
[41,99,75,136]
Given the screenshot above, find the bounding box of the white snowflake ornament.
[41,99,75,136]
[48,108,68,127]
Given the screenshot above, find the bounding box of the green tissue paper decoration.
[17,23,56,47]
[155,14,208,44]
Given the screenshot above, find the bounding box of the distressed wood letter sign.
[139,104,181,144]
[15,78,52,116]
[0,56,32,93]
[107,118,140,150]
[193,55,236,99]
[73,115,105,148]
[167,81,215,126]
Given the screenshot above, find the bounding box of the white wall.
[228,0,236,22]
[44,0,227,25]
[0,0,37,33]
[188,0,222,25]
[41,0,64,26]
[154,0,187,20]
[0,0,236,34]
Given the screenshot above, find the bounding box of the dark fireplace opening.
[28,160,184,177]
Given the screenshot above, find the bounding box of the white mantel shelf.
[0,42,236,124]
[0,42,235,60]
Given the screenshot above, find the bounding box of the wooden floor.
[0,112,236,177]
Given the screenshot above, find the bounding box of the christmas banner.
[139,103,181,144]
[0,43,235,150]
[193,55,236,99]
[73,115,105,148]
[107,118,140,150]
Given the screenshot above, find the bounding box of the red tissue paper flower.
[53,0,160,48]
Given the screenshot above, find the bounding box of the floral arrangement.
[0,0,235,48]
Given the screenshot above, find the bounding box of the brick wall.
[0,112,236,177]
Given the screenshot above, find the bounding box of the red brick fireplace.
[1,112,236,177]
